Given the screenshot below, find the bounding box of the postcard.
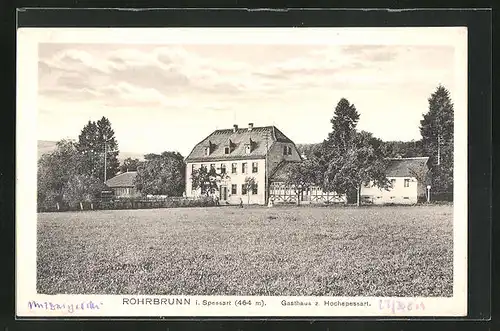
[16,26,467,317]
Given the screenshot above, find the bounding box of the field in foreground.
[37,205,453,296]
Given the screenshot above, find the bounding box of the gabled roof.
[185,126,294,162]
[385,157,430,177]
[105,171,137,188]
[269,161,301,181]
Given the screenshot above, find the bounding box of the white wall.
[360,177,419,205]
[186,159,266,204]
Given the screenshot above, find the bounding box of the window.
[283,146,292,155]
[252,162,258,173]
[242,163,247,174]
[192,164,196,172]
[245,145,251,154]
[404,179,410,187]
[242,184,247,195]
[231,163,237,174]
[252,183,258,195]
[231,184,237,195]
[210,164,215,170]
[220,163,226,174]
[205,147,210,156]
[390,179,396,187]
[224,147,230,154]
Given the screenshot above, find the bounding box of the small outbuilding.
[105,171,139,197]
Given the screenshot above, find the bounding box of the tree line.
[37,85,453,209]
[289,85,454,205]
[37,117,186,210]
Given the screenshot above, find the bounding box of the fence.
[269,183,346,205]
[37,196,217,213]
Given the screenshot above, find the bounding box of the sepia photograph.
[16,27,468,317]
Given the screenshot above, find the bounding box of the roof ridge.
[214,125,274,131]
[185,124,295,161]
[114,171,137,176]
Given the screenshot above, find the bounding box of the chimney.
[233,124,238,132]
[248,122,254,131]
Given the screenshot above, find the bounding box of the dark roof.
[385,157,429,177]
[105,171,137,188]
[185,126,295,162]
[269,161,301,181]
[269,157,430,182]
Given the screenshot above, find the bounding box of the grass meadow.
[37,205,453,297]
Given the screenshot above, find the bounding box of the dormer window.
[224,139,234,155]
[244,138,253,154]
[204,140,213,156]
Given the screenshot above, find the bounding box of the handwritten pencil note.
[28,300,102,314]
[379,299,425,314]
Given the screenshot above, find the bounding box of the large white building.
[360,157,431,205]
[186,124,431,206]
[185,123,302,205]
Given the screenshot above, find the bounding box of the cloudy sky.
[37,38,457,157]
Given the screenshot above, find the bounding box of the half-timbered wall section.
[269,182,346,204]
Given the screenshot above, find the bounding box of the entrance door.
[220,186,228,201]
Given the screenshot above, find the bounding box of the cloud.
[38,43,455,111]
[38,45,277,108]
[340,45,399,62]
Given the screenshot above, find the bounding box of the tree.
[62,174,106,209]
[420,85,454,192]
[37,139,84,209]
[243,176,257,205]
[119,157,140,173]
[190,165,224,197]
[134,151,186,196]
[332,131,390,206]
[283,160,320,205]
[324,98,360,154]
[76,117,120,182]
[318,98,390,205]
[295,143,322,159]
[75,120,99,178]
[380,140,425,158]
[320,98,361,193]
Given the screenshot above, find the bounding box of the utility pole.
[102,135,118,184]
[104,135,107,183]
[265,129,272,206]
[437,134,441,166]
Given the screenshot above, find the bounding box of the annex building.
[360,157,431,205]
